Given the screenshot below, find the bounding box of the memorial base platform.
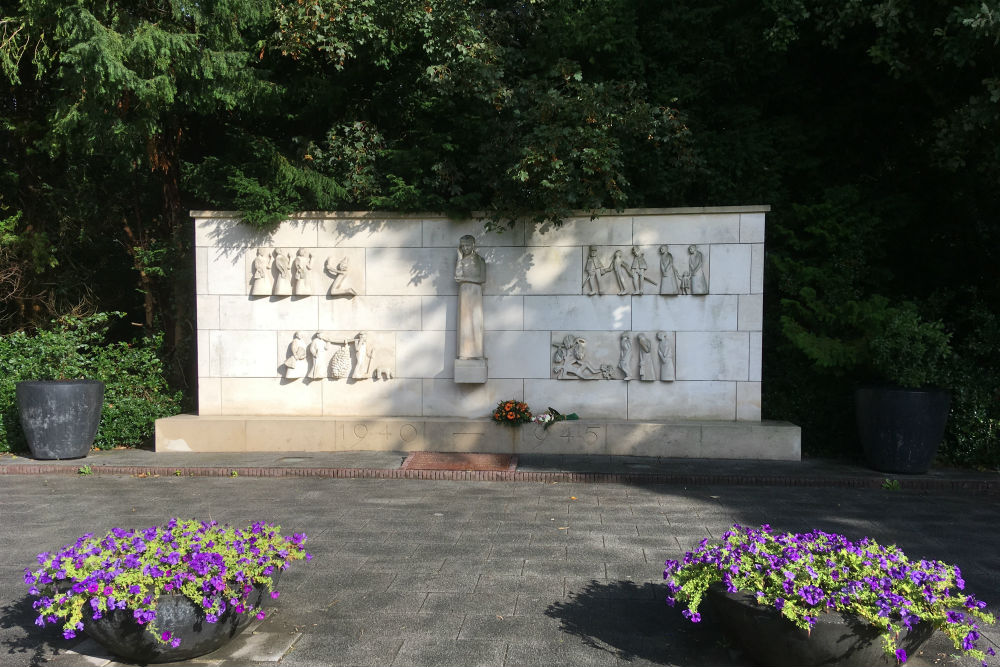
[155,415,801,461]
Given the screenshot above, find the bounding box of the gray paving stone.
[419,591,517,616]
[4,471,998,667]
[502,639,623,667]
[440,558,525,577]
[323,590,427,617]
[521,558,605,579]
[459,612,565,640]
[279,635,404,666]
[392,638,507,667]
[208,631,300,661]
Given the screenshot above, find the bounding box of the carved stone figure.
[249,248,271,296]
[607,249,631,295]
[637,333,655,381]
[570,337,601,378]
[657,331,675,381]
[582,245,605,296]
[630,246,656,294]
[307,333,327,379]
[454,235,486,359]
[687,244,708,295]
[658,246,679,295]
[324,256,357,297]
[618,332,633,380]
[352,332,373,380]
[552,334,600,379]
[283,331,307,379]
[291,248,313,296]
[271,250,292,296]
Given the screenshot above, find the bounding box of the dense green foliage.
[0,313,182,452]
[1,1,997,463]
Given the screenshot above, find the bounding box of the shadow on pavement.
[544,579,750,666]
[0,594,68,666]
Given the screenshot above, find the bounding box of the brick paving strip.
[0,453,997,494]
[401,452,518,472]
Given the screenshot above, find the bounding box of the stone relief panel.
[657,331,676,381]
[291,248,314,295]
[279,330,395,382]
[323,255,358,297]
[552,331,677,381]
[249,248,272,297]
[271,249,293,296]
[247,247,365,299]
[283,331,307,379]
[580,245,709,296]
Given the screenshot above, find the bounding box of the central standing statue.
[454,234,488,382]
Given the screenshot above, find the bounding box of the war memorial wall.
[154,206,801,459]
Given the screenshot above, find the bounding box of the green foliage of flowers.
[25,519,311,647]
[664,525,995,665]
[0,313,182,453]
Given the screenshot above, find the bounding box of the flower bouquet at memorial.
[532,407,580,430]
[663,524,995,666]
[492,399,532,426]
[24,518,311,663]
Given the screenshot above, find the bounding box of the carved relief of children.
[618,332,633,380]
[283,331,307,379]
[657,331,675,381]
[658,246,679,295]
[687,244,708,295]
[324,256,358,296]
[291,248,313,295]
[250,248,271,296]
[307,333,327,379]
[570,337,601,378]
[607,249,631,295]
[637,333,655,381]
[583,245,605,296]
[272,250,292,296]
[630,246,654,294]
[352,331,373,380]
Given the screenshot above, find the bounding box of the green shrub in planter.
[0,312,182,452]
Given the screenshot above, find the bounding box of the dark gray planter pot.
[15,380,104,460]
[707,585,931,667]
[855,386,950,474]
[83,581,272,664]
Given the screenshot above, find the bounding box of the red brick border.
[0,462,996,494]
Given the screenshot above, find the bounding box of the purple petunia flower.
[681,609,701,623]
[895,648,907,662]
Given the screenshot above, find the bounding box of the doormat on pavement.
[400,452,518,471]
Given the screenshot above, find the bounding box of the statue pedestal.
[454,358,488,384]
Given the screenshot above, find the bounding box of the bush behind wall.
[0,313,182,453]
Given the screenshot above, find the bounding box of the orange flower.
[506,411,515,419]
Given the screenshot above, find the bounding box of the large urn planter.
[706,585,932,667]
[26,519,311,666]
[83,580,273,664]
[855,386,950,474]
[15,380,104,459]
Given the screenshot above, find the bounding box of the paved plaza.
[1,456,998,666]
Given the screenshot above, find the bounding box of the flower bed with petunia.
[663,524,996,665]
[24,519,310,648]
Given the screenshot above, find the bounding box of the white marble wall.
[194,207,766,421]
